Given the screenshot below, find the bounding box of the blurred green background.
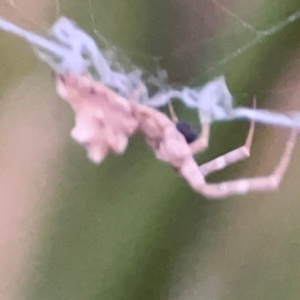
[1,0,300,299]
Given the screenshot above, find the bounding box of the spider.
[55,72,297,199]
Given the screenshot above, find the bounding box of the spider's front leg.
[199,97,256,176]
[199,118,255,176]
[197,128,297,199]
[189,122,210,154]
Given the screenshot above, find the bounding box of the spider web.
[1,0,300,128]
[3,0,300,79]
[67,0,300,82]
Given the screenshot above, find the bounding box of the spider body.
[55,72,297,199]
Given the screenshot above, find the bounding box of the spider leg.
[168,101,210,153]
[189,121,210,154]
[167,102,178,122]
[199,97,256,175]
[199,118,255,176]
[197,128,297,199]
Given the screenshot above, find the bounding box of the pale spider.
[55,72,297,199]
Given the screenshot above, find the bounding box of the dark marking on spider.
[175,121,198,144]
